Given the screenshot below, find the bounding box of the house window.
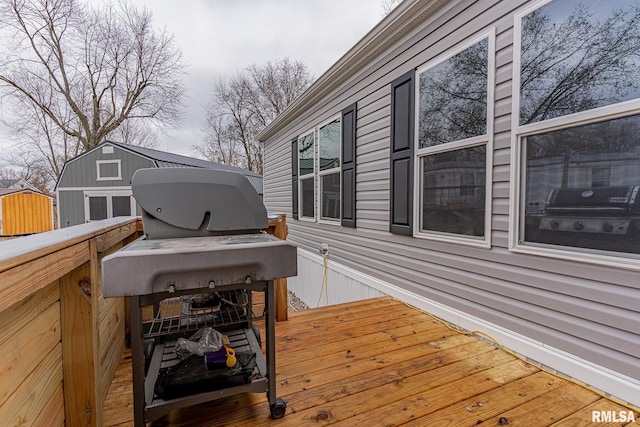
[96,160,122,181]
[414,32,493,244]
[515,0,640,262]
[294,110,353,225]
[84,190,135,222]
[298,130,315,220]
[318,117,341,221]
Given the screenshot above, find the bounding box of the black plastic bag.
[154,351,256,400]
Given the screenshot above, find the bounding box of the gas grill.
[527,185,640,253]
[102,168,297,425]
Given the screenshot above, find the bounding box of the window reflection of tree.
[319,119,340,171]
[418,39,488,148]
[520,1,640,125]
[299,133,314,176]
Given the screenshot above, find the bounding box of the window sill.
[413,230,491,249]
[510,241,640,273]
[318,218,341,226]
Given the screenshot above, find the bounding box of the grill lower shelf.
[143,327,267,420]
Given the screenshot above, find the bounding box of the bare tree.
[196,58,313,174]
[0,0,185,188]
[0,156,52,195]
[381,0,401,15]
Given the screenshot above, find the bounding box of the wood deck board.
[102,297,636,426]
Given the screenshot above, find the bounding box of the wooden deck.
[103,297,636,426]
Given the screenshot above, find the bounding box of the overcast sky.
[0,0,387,159]
[125,0,387,156]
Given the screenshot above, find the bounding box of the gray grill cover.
[133,168,268,240]
[101,167,297,297]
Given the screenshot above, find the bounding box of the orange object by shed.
[0,189,54,235]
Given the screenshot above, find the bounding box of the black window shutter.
[291,137,299,219]
[341,103,357,228]
[389,70,415,235]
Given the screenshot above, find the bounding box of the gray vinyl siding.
[263,0,640,382]
[263,138,291,215]
[57,191,85,228]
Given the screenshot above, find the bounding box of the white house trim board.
[288,249,386,308]
[294,247,640,408]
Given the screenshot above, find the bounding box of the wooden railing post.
[60,257,96,426]
[266,214,289,321]
[60,233,133,426]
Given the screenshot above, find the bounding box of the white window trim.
[83,189,136,223]
[509,1,640,271]
[318,115,342,225]
[96,159,122,181]
[412,28,495,248]
[298,129,316,222]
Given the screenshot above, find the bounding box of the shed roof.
[0,188,52,199]
[0,188,19,196]
[57,141,263,194]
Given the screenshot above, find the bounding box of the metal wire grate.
[145,289,256,338]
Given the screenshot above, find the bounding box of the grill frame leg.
[266,279,276,407]
[129,296,146,427]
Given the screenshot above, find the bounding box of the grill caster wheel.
[270,398,287,419]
